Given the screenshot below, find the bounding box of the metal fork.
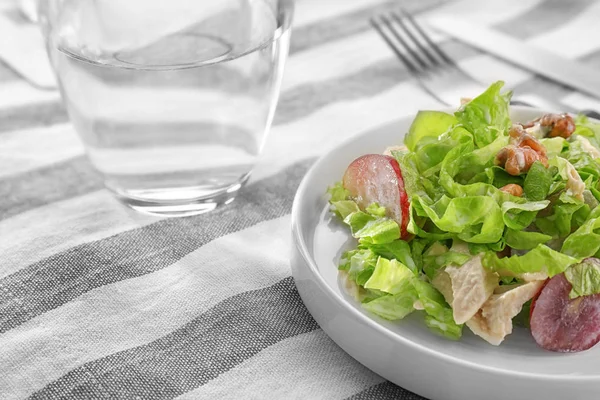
[370,9,572,112]
[371,9,487,107]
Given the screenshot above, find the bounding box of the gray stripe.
[28,277,320,400]
[345,382,427,400]
[0,101,68,132]
[0,159,312,334]
[0,156,102,220]
[495,0,596,39]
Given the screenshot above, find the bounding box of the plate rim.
[291,106,600,382]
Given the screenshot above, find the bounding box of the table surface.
[3,0,600,399]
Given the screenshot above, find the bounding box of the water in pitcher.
[52,0,290,208]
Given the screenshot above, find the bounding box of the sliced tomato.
[530,274,600,352]
[342,154,410,239]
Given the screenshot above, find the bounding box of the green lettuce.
[562,139,600,188]
[535,193,589,238]
[328,181,350,202]
[483,244,579,277]
[362,282,417,320]
[413,279,462,340]
[411,195,504,243]
[343,249,378,285]
[504,229,552,250]
[523,161,554,201]
[573,114,600,149]
[331,200,360,219]
[364,240,418,274]
[564,258,600,299]
[540,137,567,157]
[404,110,457,152]
[365,203,386,217]
[364,258,415,294]
[501,200,550,231]
[561,216,600,258]
[455,81,512,148]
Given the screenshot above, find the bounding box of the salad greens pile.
[328,81,600,340]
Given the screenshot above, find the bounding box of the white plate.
[290,107,600,400]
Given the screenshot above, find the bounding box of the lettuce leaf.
[455,81,512,148]
[540,137,567,157]
[504,229,552,250]
[535,193,588,238]
[345,249,378,285]
[573,114,600,149]
[564,258,600,299]
[561,216,600,258]
[501,200,550,231]
[413,279,462,340]
[365,203,386,217]
[331,200,360,220]
[412,195,504,243]
[328,181,350,202]
[364,240,418,274]
[483,244,579,277]
[362,282,417,320]
[354,219,401,244]
[364,257,415,294]
[404,110,457,152]
[523,161,554,201]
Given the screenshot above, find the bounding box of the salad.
[328,81,600,352]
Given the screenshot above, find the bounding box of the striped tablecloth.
[3,0,600,398]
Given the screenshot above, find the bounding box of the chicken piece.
[450,239,470,255]
[500,183,523,197]
[574,136,600,159]
[445,255,499,324]
[466,281,545,345]
[564,159,585,201]
[431,270,454,305]
[496,145,548,176]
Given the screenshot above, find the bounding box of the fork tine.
[370,16,419,74]
[379,14,430,71]
[398,8,457,67]
[389,11,440,68]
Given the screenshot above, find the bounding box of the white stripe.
[176,330,385,400]
[282,29,391,90]
[0,216,292,400]
[0,82,60,109]
[0,124,83,178]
